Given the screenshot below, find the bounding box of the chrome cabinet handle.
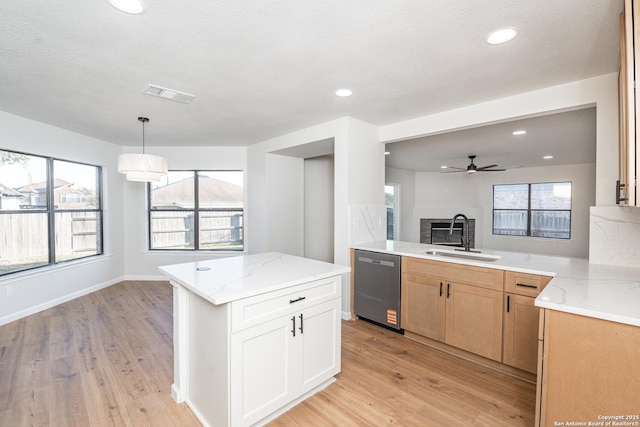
[291,316,296,336]
[289,296,306,304]
[299,313,304,334]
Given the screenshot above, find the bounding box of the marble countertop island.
[351,241,640,327]
[159,251,351,305]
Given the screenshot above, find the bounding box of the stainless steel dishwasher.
[353,249,402,331]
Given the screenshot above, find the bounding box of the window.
[0,149,103,276]
[385,184,399,240]
[149,170,244,251]
[493,182,571,239]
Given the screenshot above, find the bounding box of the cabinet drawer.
[505,271,552,297]
[231,276,341,332]
[402,256,504,291]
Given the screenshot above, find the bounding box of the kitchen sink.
[424,249,501,262]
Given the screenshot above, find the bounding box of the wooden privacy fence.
[150,209,244,250]
[0,211,99,268]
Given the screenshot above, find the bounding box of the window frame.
[492,181,572,240]
[147,170,245,252]
[0,148,104,277]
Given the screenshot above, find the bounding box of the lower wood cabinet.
[536,309,640,426]
[445,282,503,361]
[401,273,445,341]
[503,271,551,374]
[401,256,552,370]
[503,293,539,373]
[401,257,504,362]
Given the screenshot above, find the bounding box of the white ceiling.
[0,1,622,148]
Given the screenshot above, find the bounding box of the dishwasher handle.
[357,256,396,268]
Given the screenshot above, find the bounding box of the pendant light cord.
[138,117,149,154]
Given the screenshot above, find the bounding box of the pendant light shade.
[118,117,168,182]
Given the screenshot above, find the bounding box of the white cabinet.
[230,298,341,426]
[176,275,342,427]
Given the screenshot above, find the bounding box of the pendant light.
[118,117,168,182]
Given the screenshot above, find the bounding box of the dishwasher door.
[354,250,402,331]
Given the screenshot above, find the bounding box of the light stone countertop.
[351,240,640,327]
[159,252,351,305]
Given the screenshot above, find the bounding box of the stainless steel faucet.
[449,213,472,252]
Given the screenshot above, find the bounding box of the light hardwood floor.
[0,281,535,426]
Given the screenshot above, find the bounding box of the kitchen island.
[351,241,640,426]
[159,252,350,427]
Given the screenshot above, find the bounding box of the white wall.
[121,145,247,279]
[304,155,334,263]
[266,153,305,256]
[406,163,595,258]
[0,111,125,324]
[380,73,618,208]
[246,117,384,317]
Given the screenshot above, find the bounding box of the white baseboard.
[0,276,124,326]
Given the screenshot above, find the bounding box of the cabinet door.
[503,293,539,374]
[299,298,341,392]
[231,315,295,426]
[445,282,503,361]
[538,309,640,425]
[401,273,446,341]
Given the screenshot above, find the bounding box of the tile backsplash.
[590,206,640,268]
[348,205,387,244]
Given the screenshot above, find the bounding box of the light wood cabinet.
[504,271,551,298]
[401,273,445,341]
[535,309,640,426]
[503,294,539,373]
[401,257,504,362]
[619,0,639,205]
[445,281,503,361]
[503,271,551,374]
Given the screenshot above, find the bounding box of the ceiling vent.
[143,84,196,104]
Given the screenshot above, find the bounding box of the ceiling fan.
[441,155,506,174]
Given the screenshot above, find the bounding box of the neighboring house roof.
[153,177,243,208]
[16,178,72,194]
[0,183,23,198]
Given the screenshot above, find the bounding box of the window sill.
[0,254,113,284]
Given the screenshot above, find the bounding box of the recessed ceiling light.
[543,155,554,159]
[385,151,390,155]
[335,89,353,97]
[109,0,145,14]
[486,28,517,45]
[512,130,527,136]
[440,165,448,169]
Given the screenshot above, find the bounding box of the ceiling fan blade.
[476,164,498,170]
[479,168,506,172]
[439,169,466,173]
